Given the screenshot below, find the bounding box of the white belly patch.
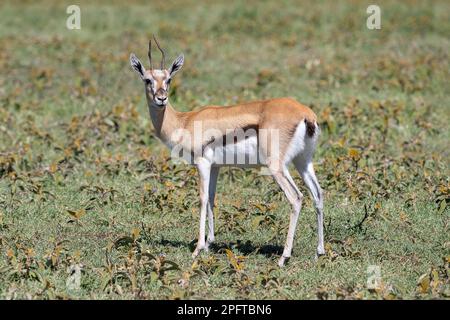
[208,136,262,166]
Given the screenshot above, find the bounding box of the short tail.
[305,119,318,138]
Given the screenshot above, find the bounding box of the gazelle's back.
[184,97,317,133]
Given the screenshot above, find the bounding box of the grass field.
[0,0,449,299]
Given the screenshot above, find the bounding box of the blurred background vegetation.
[0,0,448,299]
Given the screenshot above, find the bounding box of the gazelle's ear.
[130,53,145,80]
[169,54,184,77]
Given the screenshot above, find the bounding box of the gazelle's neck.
[147,99,184,147]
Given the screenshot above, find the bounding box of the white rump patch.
[284,121,307,165]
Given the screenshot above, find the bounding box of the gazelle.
[130,36,324,267]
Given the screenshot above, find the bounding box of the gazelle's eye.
[145,79,152,86]
[166,78,172,85]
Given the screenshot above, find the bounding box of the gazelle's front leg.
[192,158,211,258]
[206,166,219,250]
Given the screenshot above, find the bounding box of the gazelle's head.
[130,35,184,108]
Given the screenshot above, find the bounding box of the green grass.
[0,0,449,299]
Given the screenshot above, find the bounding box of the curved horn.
[153,34,165,69]
[148,40,153,70]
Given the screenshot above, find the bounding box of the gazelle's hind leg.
[268,164,303,267]
[293,156,325,256]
